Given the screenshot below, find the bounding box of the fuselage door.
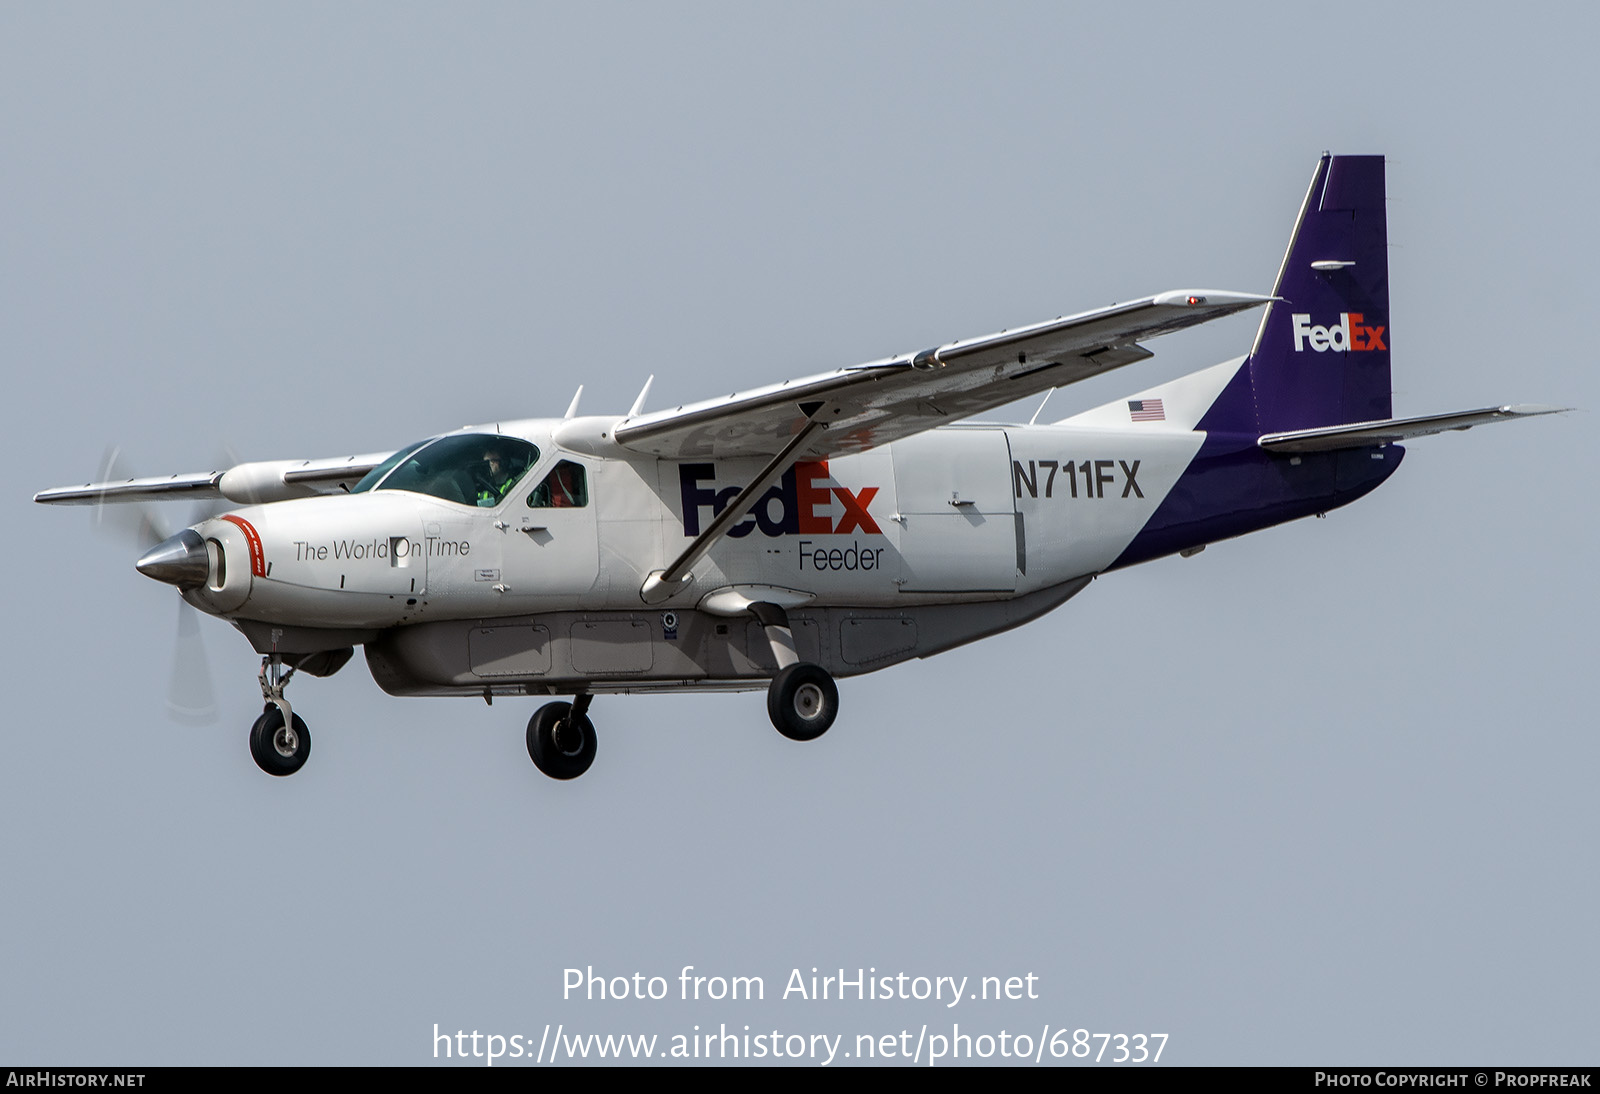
[891,429,1017,593]
[502,456,601,610]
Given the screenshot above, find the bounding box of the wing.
[34,451,391,506]
[614,289,1273,460]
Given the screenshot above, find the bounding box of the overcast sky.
[3,2,1595,1066]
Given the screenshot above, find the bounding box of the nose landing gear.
[526,693,597,780]
[249,704,310,776]
[249,655,310,776]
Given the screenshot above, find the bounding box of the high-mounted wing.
[614,289,1273,461]
[628,288,1273,602]
[33,470,227,506]
[34,452,391,506]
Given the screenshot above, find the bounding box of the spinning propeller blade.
[168,598,218,726]
[92,446,171,549]
[89,446,221,726]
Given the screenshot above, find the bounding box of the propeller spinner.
[135,528,211,588]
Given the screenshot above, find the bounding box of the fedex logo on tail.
[1291,313,1387,353]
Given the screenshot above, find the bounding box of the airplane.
[34,153,1563,780]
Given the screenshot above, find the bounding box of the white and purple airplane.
[36,154,1560,779]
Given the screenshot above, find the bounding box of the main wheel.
[249,704,311,777]
[767,663,838,741]
[526,702,597,780]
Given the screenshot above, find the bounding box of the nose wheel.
[526,694,597,780]
[250,655,311,776]
[249,704,311,776]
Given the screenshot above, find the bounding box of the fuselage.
[183,398,1401,640]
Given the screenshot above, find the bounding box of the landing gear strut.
[749,601,839,742]
[526,694,597,780]
[250,655,311,776]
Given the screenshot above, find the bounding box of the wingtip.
[1500,403,1574,417]
[1151,289,1277,308]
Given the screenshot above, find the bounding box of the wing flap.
[275,453,389,488]
[1258,405,1568,453]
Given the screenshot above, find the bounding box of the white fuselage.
[182,415,1205,633]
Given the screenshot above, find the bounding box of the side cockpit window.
[367,434,540,507]
[527,460,588,508]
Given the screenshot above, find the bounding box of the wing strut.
[640,406,828,605]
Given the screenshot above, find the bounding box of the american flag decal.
[1128,398,1165,422]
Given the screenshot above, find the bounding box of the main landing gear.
[527,694,597,780]
[519,657,839,780]
[249,655,310,776]
[767,662,839,742]
[749,601,838,742]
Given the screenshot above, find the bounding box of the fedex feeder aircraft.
[35,154,1560,780]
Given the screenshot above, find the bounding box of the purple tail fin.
[1111,155,1401,571]
[1239,154,1392,433]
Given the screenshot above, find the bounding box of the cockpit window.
[350,439,432,494]
[363,434,540,507]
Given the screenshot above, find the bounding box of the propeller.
[93,446,223,726]
[91,446,168,551]
[166,597,218,726]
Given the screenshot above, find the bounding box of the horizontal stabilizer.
[1257,405,1568,453]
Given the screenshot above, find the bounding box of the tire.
[767,663,838,742]
[526,702,597,780]
[249,705,311,777]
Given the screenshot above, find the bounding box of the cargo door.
[891,430,1017,593]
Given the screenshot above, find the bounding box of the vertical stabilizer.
[1243,154,1391,433]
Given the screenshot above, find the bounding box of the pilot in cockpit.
[476,447,516,506]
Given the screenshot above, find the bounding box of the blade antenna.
[627,375,655,419]
[564,385,584,420]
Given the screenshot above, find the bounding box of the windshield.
[351,439,433,494]
[362,434,540,507]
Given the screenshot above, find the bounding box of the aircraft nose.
[135,529,210,588]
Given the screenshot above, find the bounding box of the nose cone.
[136,529,210,588]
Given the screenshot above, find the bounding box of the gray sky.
[3,2,1594,1066]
